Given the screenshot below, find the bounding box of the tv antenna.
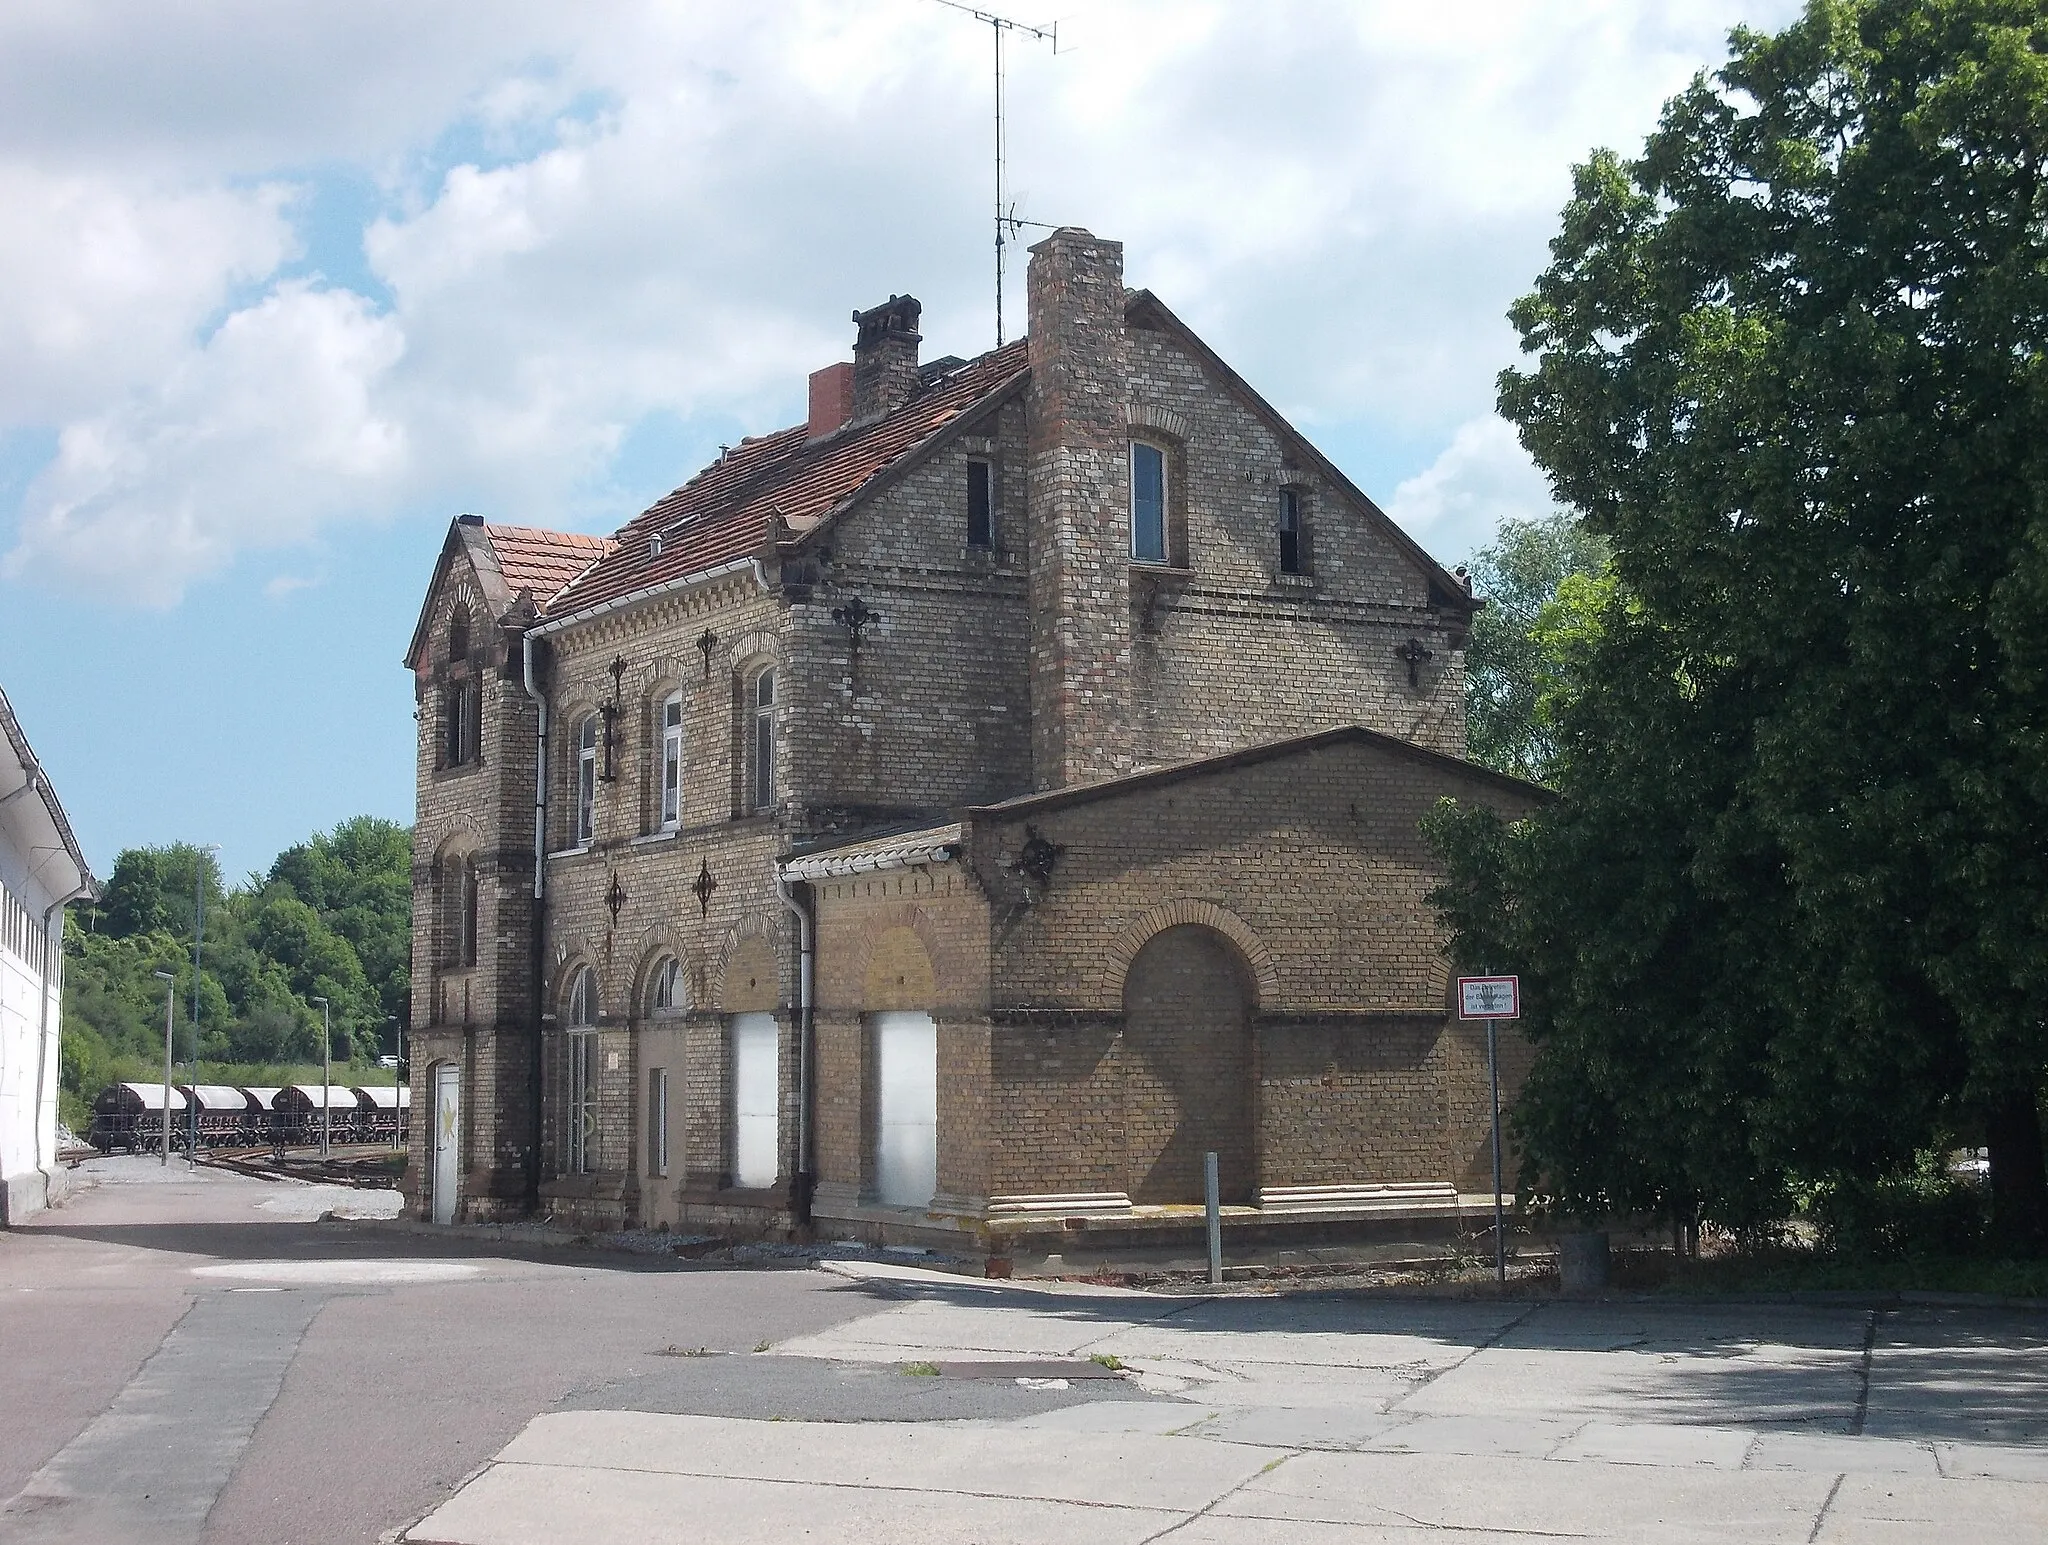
[930,0,1059,347]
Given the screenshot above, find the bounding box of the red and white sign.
[1457,975,1520,1020]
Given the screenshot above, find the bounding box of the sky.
[0,0,1803,884]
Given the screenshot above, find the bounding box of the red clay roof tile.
[546,340,1028,618]
[482,525,614,607]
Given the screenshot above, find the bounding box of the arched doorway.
[1121,924,1255,1204]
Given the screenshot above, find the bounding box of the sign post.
[1457,975,1520,1285]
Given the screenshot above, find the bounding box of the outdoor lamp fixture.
[1395,637,1435,689]
[153,970,176,1166]
[697,629,719,678]
[190,843,221,1164]
[387,1014,404,1150]
[312,995,332,1158]
[830,595,878,654]
[599,654,628,781]
[693,858,718,918]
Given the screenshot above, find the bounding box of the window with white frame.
[565,965,597,1174]
[966,459,994,549]
[658,692,684,831]
[1130,441,1168,564]
[750,669,776,813]
[649,956,685,1016]
[575,714,598,845]
[649,1068,669,1178]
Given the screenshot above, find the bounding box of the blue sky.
[0,0,1799,884]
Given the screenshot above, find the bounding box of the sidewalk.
[404,1261,2048,1543]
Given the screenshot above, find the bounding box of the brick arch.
[714,926,781,1013]
[1107,899,1277,1011]
[724,629,780,673]
[1125,399,1191,445]
[551,953,601,1023]
[627,932,689,1019]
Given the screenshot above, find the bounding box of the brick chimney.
[850,294,922,421]
[807,362,854,440]
[1025,228,1134,789]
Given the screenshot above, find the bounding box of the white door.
[731,1013,779,1189]
[431,1063,460,1226]
[875,1010,938,1209]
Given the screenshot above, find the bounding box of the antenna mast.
[931,0,1056,347]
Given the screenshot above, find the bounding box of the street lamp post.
[189,843,221,1166]
[387,1014,403,1149]
[313,996,332,1158]
[153,970,176,1165]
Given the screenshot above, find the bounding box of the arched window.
[574,714,598,846]
[448,613,470,664]
[564,965,597,1173]
[442,612,481,769]
[750,669,776,813]
[438,850,479,970]
[1277,486,1305,575]
[658,692,684,831]
[649,956,685,1016]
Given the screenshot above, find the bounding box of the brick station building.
[402,227,1541,1253]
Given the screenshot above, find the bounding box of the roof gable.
[1123,290,1479,616]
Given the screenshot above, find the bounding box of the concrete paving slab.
[1862,1307,2048,1447]
[1004,1402,1216,1435]
[1214,1449,1836,1540]
[493,1409,1284,1512]
[1164,1521,1572,1545]
[1161,1363,1422,1409]
[1553,1420,1757,1468]
[405,1462,1180,1545]
[1191,1406,1408,1450]
[1936,1440,2048,1483]
[1362,1413,1580,1458]
[1821,1471,2048,1534]
[773,1299,1170,1360]
[1748,1432,1938,1477]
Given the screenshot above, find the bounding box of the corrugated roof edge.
[0,683,97,899]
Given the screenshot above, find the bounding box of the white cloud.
[1386,416,1556,564]
[0,0,1804,602]
[7,283,406,605]
[263,574,317,602]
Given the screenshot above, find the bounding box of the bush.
[1801,1157,1988,1260]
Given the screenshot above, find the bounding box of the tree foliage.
[61,820,412,1119]
[1462,513,1612,782]
[1432,0,2048,1249]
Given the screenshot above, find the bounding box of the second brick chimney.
[807,362,854,440]
[850,294,922,421]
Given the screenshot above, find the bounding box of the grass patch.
[902,1361,942,1377]
[1089,1353,1125,1371]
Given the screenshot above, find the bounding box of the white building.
[0,686,96,1224]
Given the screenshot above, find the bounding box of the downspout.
[34,883,94,1179]
[522,627,549,1212]
[774,864,815,1220]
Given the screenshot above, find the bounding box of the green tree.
[1461,512,1611,782]
[1443,0,2048,1250]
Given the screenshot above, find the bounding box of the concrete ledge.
[986,1192,1133,1219]
[1258,1181,1461,1215]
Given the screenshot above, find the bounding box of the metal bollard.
[1205,1151,1222,1286]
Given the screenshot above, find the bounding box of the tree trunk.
[1985,1087,2048,1257]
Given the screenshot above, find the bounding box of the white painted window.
[659,692,684,830]
[750,669,776,813]
[1131,441,1167,564]
[874,1010,938,1209]
[575,714,598,845]
[566,966,597,1174]
[731,1012,779,1189]
[649,1068,669,1178]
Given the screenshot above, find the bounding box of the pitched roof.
[548,341,1029,619]
[480,524,613,605]
[965,725,1549,821]
[0,683,97,900]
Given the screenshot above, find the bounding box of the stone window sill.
[1273,572,1317,589]
[431,759,487,783]
[629,829,682,847]
[546,844,598,864]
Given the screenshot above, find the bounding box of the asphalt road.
[0,1159,943,1544]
